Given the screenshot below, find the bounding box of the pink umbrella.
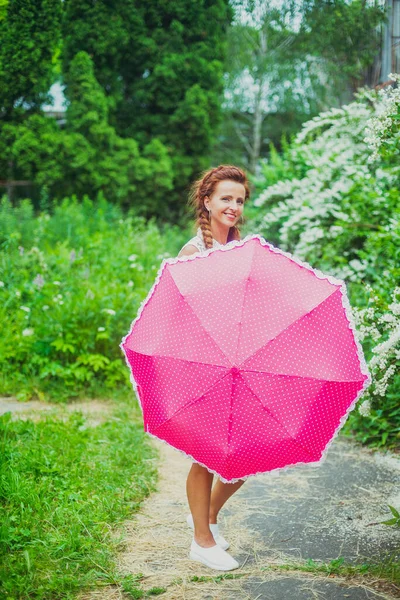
[120,235,371,483]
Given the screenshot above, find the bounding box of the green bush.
[0,194,189,402]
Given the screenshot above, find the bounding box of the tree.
[62,0,234,221]
[0,0,62,121]
[298,0,386,95]
[0,52,173,213]
[214,0,386,173]
[216,3,323,172]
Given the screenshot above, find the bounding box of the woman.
[177,165,250,571]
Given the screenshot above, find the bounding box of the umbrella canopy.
[120,235,371,482]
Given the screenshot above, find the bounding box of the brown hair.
[188,165,250,249]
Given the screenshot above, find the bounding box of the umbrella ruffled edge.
[119,233,373,484]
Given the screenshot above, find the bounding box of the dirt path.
[80,436,400,600]
[0,396,114,426]
[81,438,275,600]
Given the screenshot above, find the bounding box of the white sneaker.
[186,513,230,550]
[189,539,239,571]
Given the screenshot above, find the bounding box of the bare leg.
[209,479,246,524]
[186,463,215,548]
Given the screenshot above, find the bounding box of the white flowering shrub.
[365,73,400,162]
[250,75,400,448]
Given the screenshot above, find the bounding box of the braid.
[199,206,213,249]
[187,165,250,249]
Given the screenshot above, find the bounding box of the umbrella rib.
[150,370,231,436]
[225,374,236,481]
[241,286,341,368]
[165,265,232,364]
[240,374,316,461]
[233,241,256,364]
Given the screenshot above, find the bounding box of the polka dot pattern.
[121,234,370,482]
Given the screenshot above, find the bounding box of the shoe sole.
[189,550,239,571]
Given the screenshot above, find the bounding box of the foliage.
[380,505,400,527]
[0,402,158,598]
[62,0,234,221]
[250,77,400,448]
[299,0,385,91]
[213,0,386,170]
[0,1,232,221]
[0,51,174,212]
[0,194,189,402]
[63,51,174,207]
[0,0,62,120]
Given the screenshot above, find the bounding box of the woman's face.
[204,179,246,229]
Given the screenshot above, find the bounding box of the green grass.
[260,554,400,587]
[0,399,158,599]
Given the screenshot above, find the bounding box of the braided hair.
[188,165,250,249]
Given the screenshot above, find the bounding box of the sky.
[42,82,66,112]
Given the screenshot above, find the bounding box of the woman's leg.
[209,479,246,524]
[186,462,215,548]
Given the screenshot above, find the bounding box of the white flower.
[33,274,45,289]
[379,313,397,324]
[388,302,400,316]
[20,306,30,312]
[53,281,61,286]
[98,326,105,332]
[86,289,95,300]
[128,254,138,262]
[127,281,134,287]
[358,399,371,417]
[42,305,49,311]
[0,281,4,288]
[349,259,366,272]
[15,290,21,297]
[22,328,34,337]
[371,326,400,362]
[102,308,116,316]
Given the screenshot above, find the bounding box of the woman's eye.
[221,198,244,204]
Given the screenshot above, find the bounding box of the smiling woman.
[176,164,251,571]
[180,165,251,254]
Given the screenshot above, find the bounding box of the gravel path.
[81,435,400,600]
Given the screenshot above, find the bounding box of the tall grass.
[0,400,158,599]
[0,194,189,402]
